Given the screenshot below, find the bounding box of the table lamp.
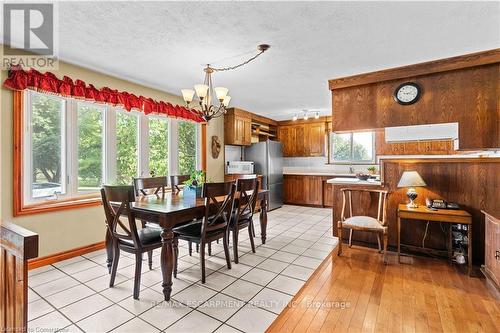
[397,171,427,208]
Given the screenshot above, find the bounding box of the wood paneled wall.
[329,49,500,150]
[332,158,499,265]
[0,222,38,333]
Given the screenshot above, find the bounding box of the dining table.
[106,189,269,301]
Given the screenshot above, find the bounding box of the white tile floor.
[28,205,337,333]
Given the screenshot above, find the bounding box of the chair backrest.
[234,178,259,224]
[200,181,236,238]
[101,185,141,248]
[170,175,190,193]
[133,176,168,196]
[340,188,389,226]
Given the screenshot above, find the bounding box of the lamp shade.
[181,89,195,102]
[214,87,229,100]
[397,171,427,188]
[194,84,209,98]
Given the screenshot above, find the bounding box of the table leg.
[105,227,113,274]
[448,224,453,266]
[397,216,401,263]
[259,196,268,244]
[160,225,174,301]
[468,225,472,276]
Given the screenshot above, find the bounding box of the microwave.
[227,161,254,174]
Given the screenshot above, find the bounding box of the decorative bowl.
[356,173,370,181]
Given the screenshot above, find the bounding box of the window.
[28,93,66,199]
[330,131,375,163]
[178,121,197,175]
[19,90,200,213]
[116,111,139,185]
[148,117,168,177]
[77,103,104,192]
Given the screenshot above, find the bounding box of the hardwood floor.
[266,247,500,333]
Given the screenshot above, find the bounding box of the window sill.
[15,196,102,217]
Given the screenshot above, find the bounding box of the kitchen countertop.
[326,177,382,186]
[283,171,358,176]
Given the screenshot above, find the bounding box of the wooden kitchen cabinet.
[225,108,252,146]
[483,210,500,291]
[322,177,334,207]
[284,175,323,206]
[277,121,325,157]
[308,122,326,156]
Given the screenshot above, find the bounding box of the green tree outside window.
[116,112,138,184]
[149,117,168,177]
[77,104,104,191]
[178,121,197,175]
[31,94,63,197]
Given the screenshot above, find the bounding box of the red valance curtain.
[3,66,205,123]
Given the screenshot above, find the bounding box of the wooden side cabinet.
[482,210,500,291]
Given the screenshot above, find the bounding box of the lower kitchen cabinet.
[284,175,323,206]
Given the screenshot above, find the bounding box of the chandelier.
[181,44,270,122]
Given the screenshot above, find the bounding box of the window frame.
[13,90,203,216]
[329,131,376,164]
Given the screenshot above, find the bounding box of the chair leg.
[147,250,153,270]
[109,243,120,287]
[173,238,179,278]
[376,234,382,253]
[383,232,388,265]
[188,241,192,256]
[133,253,143,299]
[248,223,256,253]
[337,223,343,256]
[232,228,239,264]
[208,242,212,256]
[196,243,199,253]
[216,239,219,244]
[200,242,206,284]
[348,229,353,248]
[223,233,232,269]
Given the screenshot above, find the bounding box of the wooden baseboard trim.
[28,241,106,270]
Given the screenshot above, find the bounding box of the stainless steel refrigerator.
[244,140,283,211]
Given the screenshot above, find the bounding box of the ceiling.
[16,2,500,120]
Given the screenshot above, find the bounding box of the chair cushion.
[174,220,226,240]
[119,227,162,247]
[343,216,383,229]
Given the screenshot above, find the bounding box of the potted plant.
[367,166,377,175]
[183,170,206,197]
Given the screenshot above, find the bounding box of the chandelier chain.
[210,48,268,72]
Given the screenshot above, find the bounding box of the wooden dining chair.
[174,181,236,283]
[169,175,190,193]
[337,188,390,264]
[133,176,169,269]
[133,176,168,196]
[101,185,164,299]
[230,177,259,263]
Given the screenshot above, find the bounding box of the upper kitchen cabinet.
[224,108,278,146]
[277,119,326,157]
[328,49,500,150]
[224,108,252,146]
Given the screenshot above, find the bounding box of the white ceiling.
[24,2,500,120]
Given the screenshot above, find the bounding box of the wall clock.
[394,82,421,105]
